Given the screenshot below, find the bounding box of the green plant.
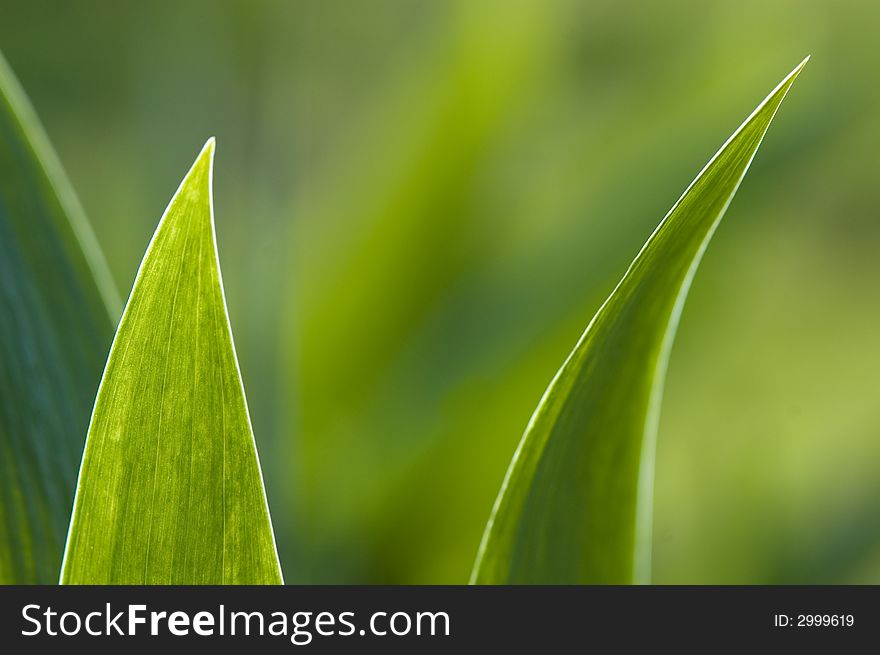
[0,47,807,584]
[471,57,808,584]
[1,50,280,584]
[0,50,117,584]
[60,140,283,584]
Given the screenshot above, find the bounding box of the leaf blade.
[60,139,283,584]
[0,50,117,583]
[471,58,808,584]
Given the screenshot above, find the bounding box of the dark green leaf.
[0,50,117,583]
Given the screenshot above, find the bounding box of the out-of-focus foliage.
[0,50,116,584]
[2,0,879,583]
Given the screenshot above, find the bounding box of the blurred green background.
[2,0,878,583]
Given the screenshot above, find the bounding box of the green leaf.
[471,58,809,584]
[0,50,118,583]
[60,139,283,584]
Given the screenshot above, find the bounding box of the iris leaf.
[0,50,117,583]
[60,140,283,584]
[471,58,808,584]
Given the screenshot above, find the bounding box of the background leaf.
[0,50,117,583]
[471,58,808,584]
[60,139,283,584]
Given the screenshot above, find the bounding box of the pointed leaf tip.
[790,55,810,79]
[191,137,216,176]
[201,136,216,158]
